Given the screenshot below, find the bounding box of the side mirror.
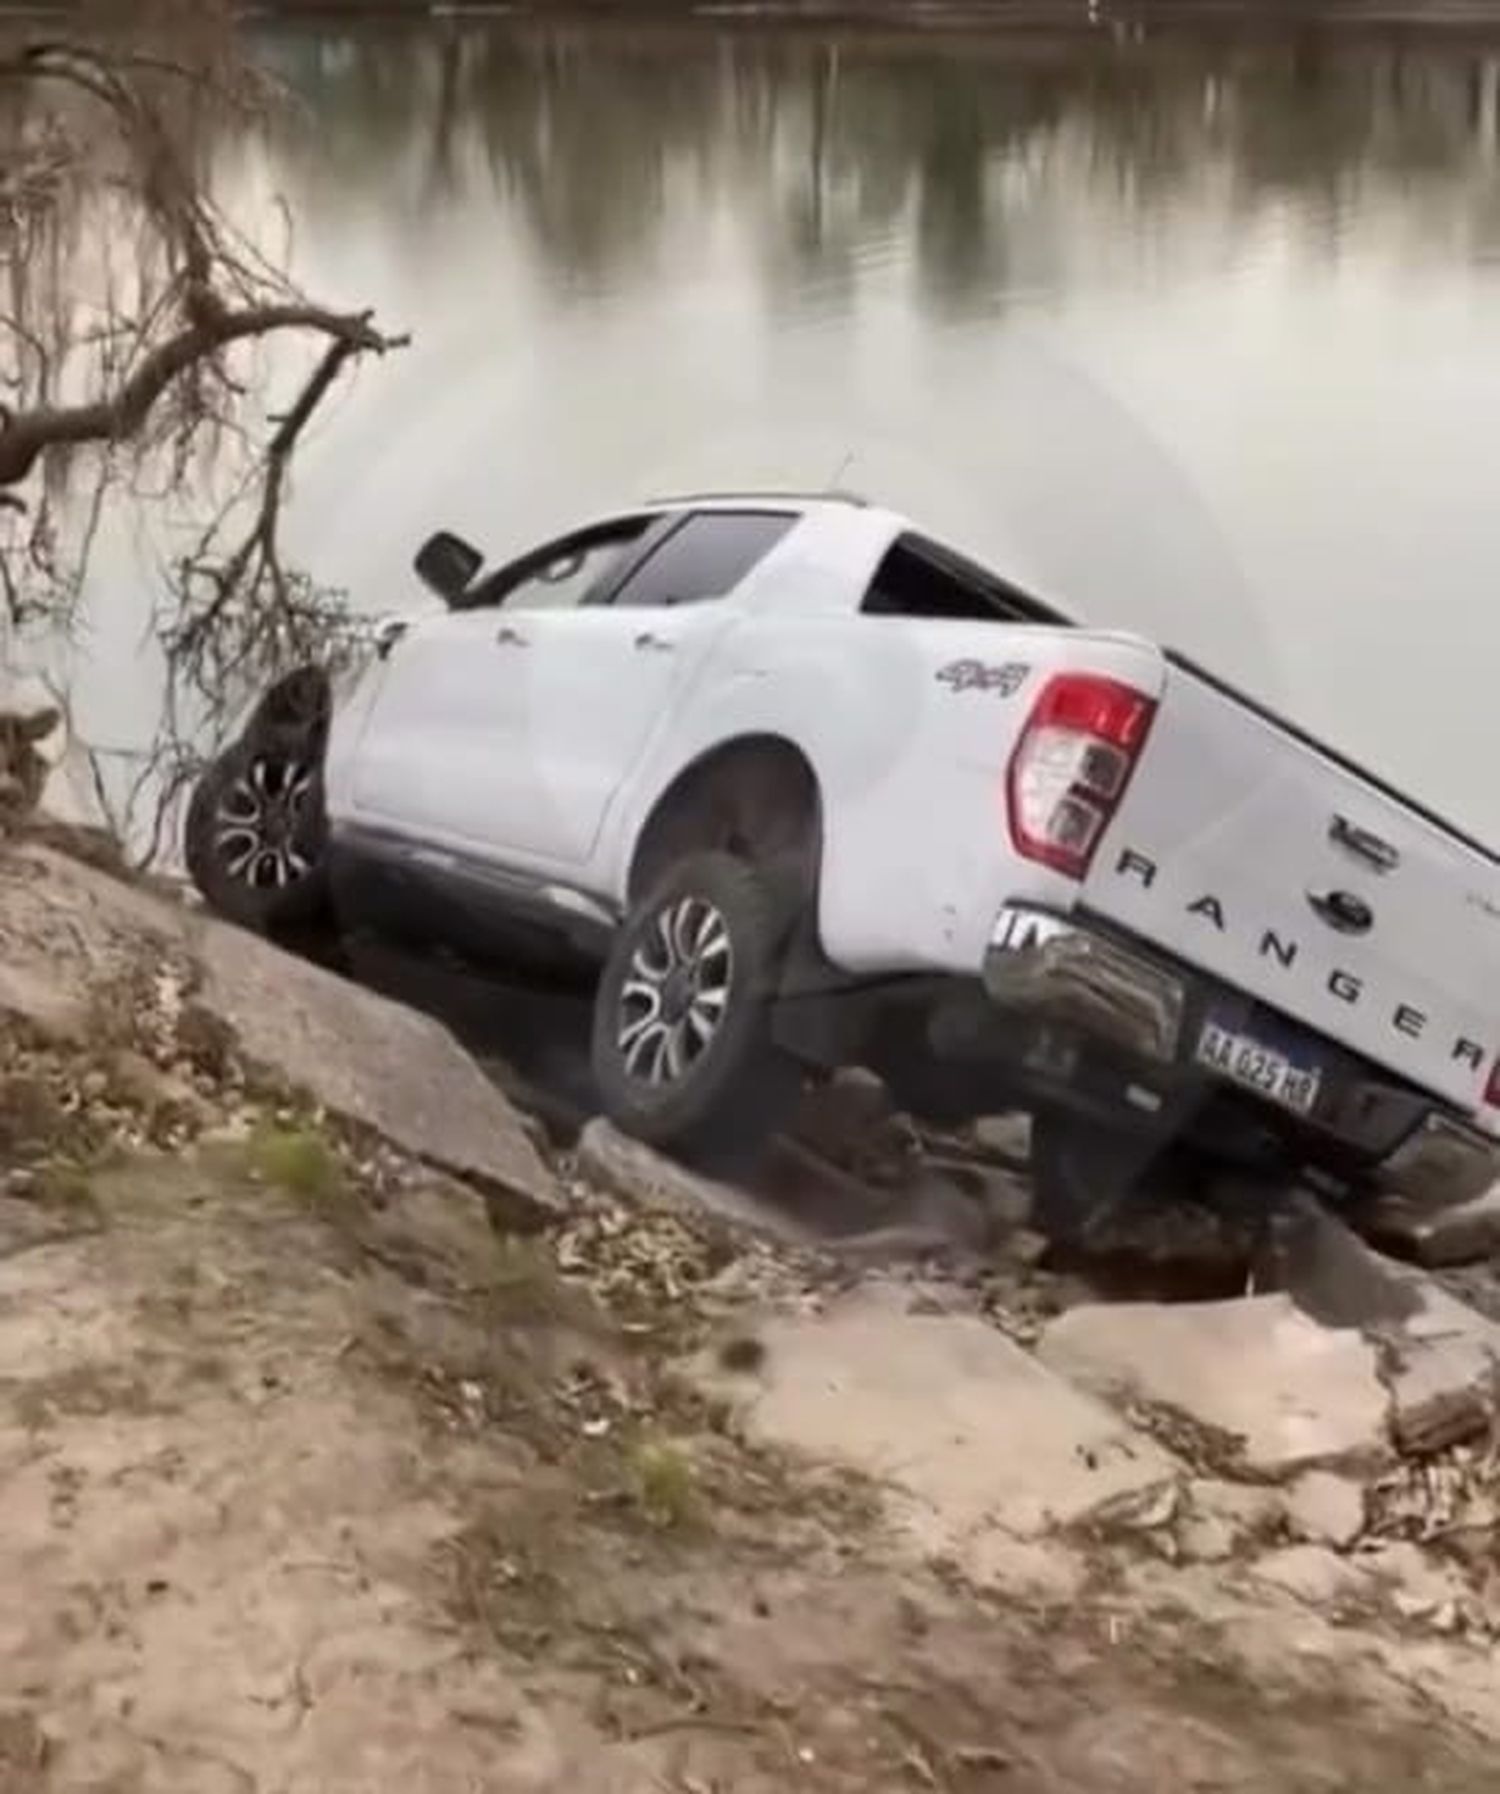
[414,530,484,606]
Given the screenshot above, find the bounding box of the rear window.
[863,534,1069,626]
[610,511,794,608]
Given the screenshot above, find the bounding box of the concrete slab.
[1352,1185,1500,1270]
[696,1284,1177,1559]
[1037,1294,1391,1476]
[1256,1196,1500,1456]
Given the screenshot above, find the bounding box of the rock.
[1351,1184,1500,1269]
[1252,1544,1373,1609]
[1284,1470,1366,1549]
[970,1112,1031,1168]
[691,1284,1178,1549]
[192,919,561,1227]
[1250,1194,1500,1456]
[475,1054,586,1148]
[0,847,561,1228]
[576,1118,813,1245]
[1037,1295,1391,1476]
[1383,1281,1500,1456]
[1250,1193,1424,1330]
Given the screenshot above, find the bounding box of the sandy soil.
[3,1129,1498,1794]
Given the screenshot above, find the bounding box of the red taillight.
[1005,672,1158,879]
[1485,1060,1500,1109]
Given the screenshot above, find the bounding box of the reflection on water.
[60,23,1500,843]
[257,26,1500,284]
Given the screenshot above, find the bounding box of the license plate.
[1195,1020,1322,1116]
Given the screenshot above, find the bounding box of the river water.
[55,18,1500,847]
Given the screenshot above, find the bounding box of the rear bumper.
[983,906,1185,1064]
[980,903,1497,1209]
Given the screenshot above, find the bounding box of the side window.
[609,512,794,609]
[491,520,650,613]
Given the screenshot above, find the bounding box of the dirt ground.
[3,1129,1499,1794]
[0,839,1497,1791]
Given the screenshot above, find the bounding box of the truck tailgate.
[1083,658,1500,1116]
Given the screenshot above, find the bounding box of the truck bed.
[1082,656,1500,1120]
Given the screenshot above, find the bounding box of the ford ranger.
[184,492,1500,1236]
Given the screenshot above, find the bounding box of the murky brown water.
[58,19,1500,844]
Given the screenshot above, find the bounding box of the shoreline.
[8,1,1500,34]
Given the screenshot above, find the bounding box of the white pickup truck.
[184,491,1500,1236]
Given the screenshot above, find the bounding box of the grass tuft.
[628,1436,699,1530]
[246,1121,343,1203]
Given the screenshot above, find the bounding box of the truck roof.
[643,486,873,512]
[632,490,1072,628]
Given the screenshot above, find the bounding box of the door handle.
[495,624,528,647]
[633,631,674,653]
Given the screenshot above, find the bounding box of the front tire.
[184,736,330,934]
[590,851,804,1175]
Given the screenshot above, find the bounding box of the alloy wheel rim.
[616,894,734,1085]
[213,756,316,890]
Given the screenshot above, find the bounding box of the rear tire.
[1029,1112,1162,1246]
[590,850,805,1176]
[184,735,330,935]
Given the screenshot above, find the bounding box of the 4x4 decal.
[935,659,1031,696]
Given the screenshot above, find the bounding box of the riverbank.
[4,836,1500,1789]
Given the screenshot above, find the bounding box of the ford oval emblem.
[1306,888,1374,935]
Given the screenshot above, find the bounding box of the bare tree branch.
[170,333,367,667]
[0,298,404,488]
[0,4,410,864]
